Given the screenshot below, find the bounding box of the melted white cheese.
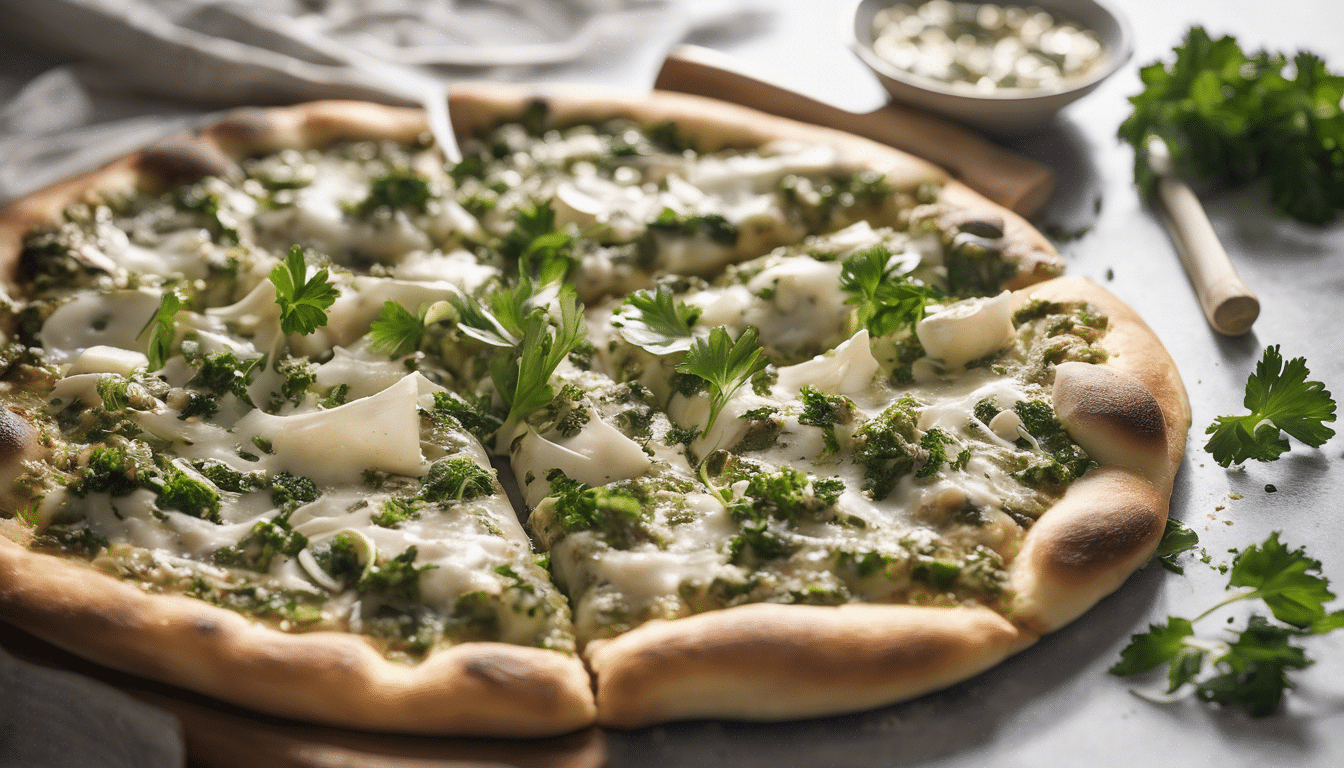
[40,290,162,364]
[775,330,880,396]
[239,372,432,484]
[916,291,1016,370]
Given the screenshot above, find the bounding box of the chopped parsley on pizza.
[0,88,1189,734]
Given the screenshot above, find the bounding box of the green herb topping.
[270,245,339,336]
[1205,346,1336,466]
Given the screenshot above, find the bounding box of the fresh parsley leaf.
[1225,532,1336,629]
[1155,518,1200,574]
[839,245,940,337]
[611,287,701,355]
[451,281,540,348]
[675,326,768,432]
[270,245,339,336]
[1204,345,1336,466]
[366,300,450,358]
[501,203,574,284]
[1110,617,1196,676]
[139,291,184,370]
[1120,27,1344,224]
[490,285,588,434]
[1195,616,1312,717]
[1311,610,1344,635]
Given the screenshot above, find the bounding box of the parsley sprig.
[839,245,940,337]
[611,287,702,355]
[1120,27,1344,223]
[675,326,768,432]
[490,284,588,438]
[269,246,339,336]
[1111,532,1344,716]
[139,290,184,370]
[1205,346,1336,466]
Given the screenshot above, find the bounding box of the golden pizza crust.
[0,94,1181,734]
[0,535,595,737]
[1006,276,1191,634]
[587,602,1033,729]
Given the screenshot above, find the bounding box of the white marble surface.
[1,1,1342,766]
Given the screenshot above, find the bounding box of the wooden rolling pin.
[654,45,1055,219]
[1146,137,1259,336]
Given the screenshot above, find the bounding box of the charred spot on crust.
[137,138,241,188]
[192,617,220,637]
[1038,500,1162,576]
[464,653,559,702]
[0,408,35,464]
[1053,363,1166,447]
[208,110,278,146]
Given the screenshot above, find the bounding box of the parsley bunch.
[1111,533,1344,716]
[1205,346,1336,466]
[1120,27,1344,223]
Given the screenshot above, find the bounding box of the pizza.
[0,87,1189,736]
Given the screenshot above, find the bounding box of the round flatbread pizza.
[0,87,1189,735]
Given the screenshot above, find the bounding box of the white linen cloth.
[0,0,769,205]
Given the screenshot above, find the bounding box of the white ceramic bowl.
[850,0,1133,134]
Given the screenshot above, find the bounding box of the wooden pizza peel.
[653,45,1056,220]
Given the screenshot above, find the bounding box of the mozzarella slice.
[512,418,653,507]
[66,346,148,377]
[915,291,1016,370]
[40,290,161,363]
[240,372,430,484]
[775,330,880,396]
